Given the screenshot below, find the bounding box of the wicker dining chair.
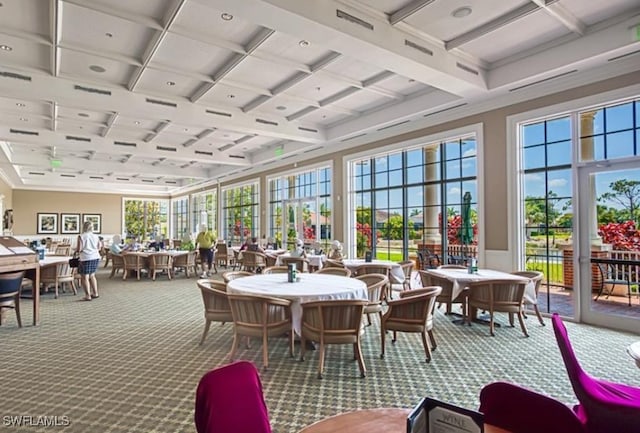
[300,299,368,379]
[109,253,125,278]
[314,267,352,277]
[122,253,145,280]
[381,286,442,362]
[241,251,268,273]
[511,270,545,325]
[262,266,289,275]
[227,294,293,370]
[222,271,254,284]
[280,256,309,273]
[0,271,25,328]
[196,279,233,346]
[466,279,530,337]
[355,273,388,326]
[172,250,198,278]
[419,270,466,317]
[149,253,172,281]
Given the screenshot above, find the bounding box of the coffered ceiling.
[0,0,638,194]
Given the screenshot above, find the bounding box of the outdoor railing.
[608,250,640,288]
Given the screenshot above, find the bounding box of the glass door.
[578,162,640,332]
[283,199,317,250]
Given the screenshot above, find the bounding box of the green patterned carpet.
[1,267,639,432]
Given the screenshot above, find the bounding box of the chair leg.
[199,320,212,345]
[489,309,495,337]
[428,329,437,351]
[300,335,307,361]
[54,282,59,299]
[517,311,529,337]
[289,329,294,358]
[262,333,269,370]
[533,305,545,326]
[15,297,22,328]
[318,342,325,379]
[228,334,240,361]
[508,312,514,327]
[380,325,386,359]
[421,331,432,362]
[354,340,366,377]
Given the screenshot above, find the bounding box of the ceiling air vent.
[336,9,374,30]
[195,150,213,156]
[60,174,76,178]
[298,126,318,133]
[116,177,129,181]
[182,138,197,147]
[165,181,177,184]
[304,146,322,153]
[28,171,45,175]
[423,103,467,118]
[74,84,111,96]
[145,98,177,108]
[255,118,278,126]
[114,141,136,147]
[377,120,410,131]
[456,62,479,76]
[10,128,39,136]
[340,133,366,142]
[229,154,245,159]
[156,145,176,152]
[89,176,103,179]
[141,179,154,183]
[0,70,32,81]
[218,143,234,152]
[608,49,640,62]
[66,135,91,142]
[404,40,433,56]
[509,70,578,92]
[205,109,232,118]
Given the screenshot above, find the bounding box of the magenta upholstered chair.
[552,313,640,433]
[479,381,586,433]
[194,361,271,433]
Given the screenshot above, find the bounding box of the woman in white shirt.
[76,221,102,301]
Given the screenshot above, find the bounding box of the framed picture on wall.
[82,213,101,234]
[37,213,58,234]
[61,213,81,234]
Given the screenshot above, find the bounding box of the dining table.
[226,273,367,335]
[342,259,405,284]
[276,252,327,270]
[422,268,535,304]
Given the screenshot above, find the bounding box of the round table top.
[298,408,511,433]
[226,273,367,300]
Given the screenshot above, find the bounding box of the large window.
[123,198,168,241]
[171,196,189,240]
[221,182,259,246]
[349,134,477,261]
[192,190,217,238]
[268,166,332,251]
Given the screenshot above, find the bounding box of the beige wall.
[12,190,123,236]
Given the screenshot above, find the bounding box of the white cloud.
[449,186,461,195]
[462,149,477,157]
[549,178,568,188]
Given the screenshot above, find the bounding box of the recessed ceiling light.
[451,6,472,18]
[19,117,27,121]
[78,113,89,117]
[221,13,233,21]
[183,128,188,132]
[89,65,106,73]
[134,121,140,125]
[166,81,176,86]
[299,40,310,47]
[16,102,25,107]
[408,79,415,83]
[227,94,235,99]
[105,32,113,38]
[0,44,12,51]
[276,106,286,111]
[223,134,229,138]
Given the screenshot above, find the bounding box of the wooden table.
[298,408,511,433]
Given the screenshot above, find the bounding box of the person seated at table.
[246,237,265,253]
[110,234,125,254]
[265,237,277,250]
[126,237,143,252]
[328,240,344,260]
[290,239,307,258]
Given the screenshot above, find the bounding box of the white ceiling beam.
[51,0,62,77]
[488,15,640,90]
[203,0,486,96]
[388,0,436,26]
[62,0,164,30]
[0,67,324,143]
[531,0,586,35]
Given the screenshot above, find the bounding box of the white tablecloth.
[422,268,536,303]
[276,253,326,269]
[342,259,405,284]
[227,273,367,334]
[628,341,640,369]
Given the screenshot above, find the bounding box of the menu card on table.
[407,397,483,433]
